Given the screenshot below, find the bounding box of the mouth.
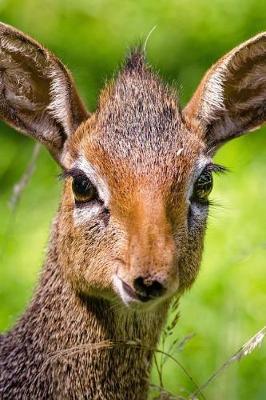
[113,275,163,306]
[120,279,152,302]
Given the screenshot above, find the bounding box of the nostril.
[149,280,165,298]
[133,277,166,299]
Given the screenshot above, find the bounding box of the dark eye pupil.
[193,170,213,202]
[72,175,98,202]
[73,176,90,195]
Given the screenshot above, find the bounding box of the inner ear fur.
[183,32,266,154]
[0,22,89,163]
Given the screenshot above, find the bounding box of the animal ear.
[183,32,266,154]
[0,23,89,164]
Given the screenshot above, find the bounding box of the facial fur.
[57,52,208,308]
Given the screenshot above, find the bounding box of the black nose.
[133,276,166,301]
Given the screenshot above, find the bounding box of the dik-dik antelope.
[0,22,265,399]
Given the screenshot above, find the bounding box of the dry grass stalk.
[8,143,41,210]
[150,326,265,400]
[189,325,266,399]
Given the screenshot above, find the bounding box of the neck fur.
[0,223,169,400]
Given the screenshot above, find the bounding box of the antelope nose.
[133,276,166,300]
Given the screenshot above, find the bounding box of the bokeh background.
[0,0,265,399]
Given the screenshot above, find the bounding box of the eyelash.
[59,168,84,181]
[203,163,228,175]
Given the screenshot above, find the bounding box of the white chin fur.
[113,275,137,306]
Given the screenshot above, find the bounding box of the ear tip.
[0,22,30,46]
[253,31,266,39]
[239,31,266,49]
[0,21,19,34]
[0,22,42,49]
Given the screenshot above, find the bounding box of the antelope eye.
[192,169,213,203]
[72,174,98,203]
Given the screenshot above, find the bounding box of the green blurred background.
[0,0,265,399]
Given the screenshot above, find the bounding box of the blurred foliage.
[0,0,265,399]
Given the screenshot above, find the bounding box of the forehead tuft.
[93,49,185,158]
[71,50,203,184]
[123,48,147,74]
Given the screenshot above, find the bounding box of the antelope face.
[59,53,213,308]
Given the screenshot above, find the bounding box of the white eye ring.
[73,203,103,226]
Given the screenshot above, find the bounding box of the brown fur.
[0,223,168,399]
[0,24,266,399]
